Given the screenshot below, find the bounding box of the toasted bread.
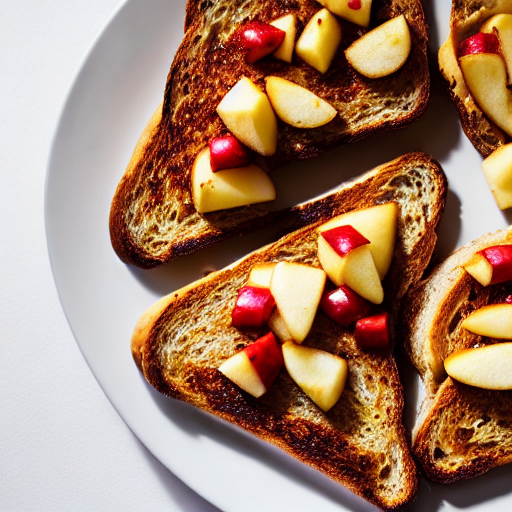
[109,0,430,269]
[403,228,512,484]
[438,0,512,157]
[131,152,447,511]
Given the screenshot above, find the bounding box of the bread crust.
[438,0,512,157]
[110,0,430,268]
[403,227,512,483]
[132,152,447,511]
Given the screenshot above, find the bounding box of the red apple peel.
[355,312,389,348]
[209,135,251,172]
[232,285,276,329]
[236,21,286,64]
[321,285,371,326]
[458,32,500,57]
[321,225,370,257]
[245,332,283,390]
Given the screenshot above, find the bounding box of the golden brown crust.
[132,153,447,511]
[438,0,512,157]
[109,0,430,269]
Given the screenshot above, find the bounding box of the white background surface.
[0,1,219,511]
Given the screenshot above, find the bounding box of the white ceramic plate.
[45,1,512,511]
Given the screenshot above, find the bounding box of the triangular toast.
[131,152,447,510]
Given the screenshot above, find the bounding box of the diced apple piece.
[265,76,337,128]
[482,143,512,210]
[355,312,389,348]
[463,245,512,286]
[269,262,326,343]
[247,263,277,288]
[459,53,512,137]
[444,343,512,390]
[217,76,278,156]
[268,308,293,341]
[317,225,384,304]
[219,332,283,397]
[318,202,398,279]
[191,148,276,213]
[270,14,297,63]
[295,9,342,74]
[316,0,372,27]
[209,135,251,172]
[345,15,411,78]
[480,14,512,83]
[461,303,512,339]
[231,285,276,329]
[282,341,348,411]
[320,285,371,326]
[236,21,286,64]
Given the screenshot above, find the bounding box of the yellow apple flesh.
[219,350,267,398]
[191,148,276,213]
[444,343,512,390]
[295,8,342,74]
[345,15,411,78]
[265,76,337,128]
[480,13,512,83]
[282,341,348,411]
[216,76,278,156]
[461,303,512,339]
[247,263,277,288]
[268,309,293,341]
[270,14,296,63]
[269,262,326,343]
[459,53,512,137]
[482,143,512,210]
[316,0,372,27]
[318,202,398,279]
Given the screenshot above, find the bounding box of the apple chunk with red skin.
[316,0,372,28]
[444,342,512,390]
[269,262,326,344]
[282,341,348,412]
[355,312,389,349]
[235,21,285,64]
[317,225,384,304]
[219,332,283,398]
[209,135,251,172]
[482,143,512,210]
[461,303,512,339]
[463,245,512,286]
[321,285,371,326]
[231,285,275,329]
[345,15,411,78]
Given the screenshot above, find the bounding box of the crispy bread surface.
[132,153,447,511]
[438,0,512,157]
[403,227,512,483]
[110,0,429,269]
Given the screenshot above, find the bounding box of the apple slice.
[282,341,348,412]
[191,148,276,213]
[461,303,512,339]
[270,14,296,63]
[247,263,277,288]
[444,343,512,390]
[345,15,411,78]
[265,76,337,128]
[318,202,398,279]
[463,245,512,286]
[268,308,293,341]
[316,0,372,28]
[320,285,371,326]
[355,312,389,349]
[480,14,512,83]
[235,21,286,64]
[231,285,276,329]
[457,32,500,57]
[217,76,278,156]
[482,143,512,210]
[209,135,251,172]
[459,52,512,137]
[219,332,283,398]
[317,225,384,304]
[269,262,326,343]
[295,9,342,74]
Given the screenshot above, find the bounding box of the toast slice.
[131,152,447,511]
[110,0,429,269]
[438,0,512,157]
[402,228,512,484]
